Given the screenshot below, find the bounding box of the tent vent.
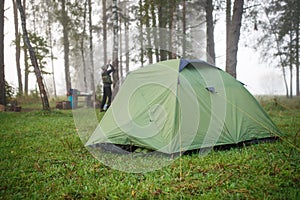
[206,87,216,93]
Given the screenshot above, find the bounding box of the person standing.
[100,60,115,112]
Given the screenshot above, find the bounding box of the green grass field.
[0,96,299,199]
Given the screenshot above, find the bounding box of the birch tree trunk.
[17,0,50,110]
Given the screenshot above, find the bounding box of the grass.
[0,96,299,199]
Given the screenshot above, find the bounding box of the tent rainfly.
[86,59,280,154]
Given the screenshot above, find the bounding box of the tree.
[138,0,144,66]
[145,0,153,64]
[255,0,299,97]
[276,0,300,97]
[112,0,119,94]
[12,0,23,95]
[88,0,96,106]
[102,0,108,66]
[17,0,50,110]
[225,0,244,78]
[61,0,72,93]
[22,0,29,95]
[0,0,5,106]
[206,0,215,64]
[80,0,88,92]
[124,1,130,74]
[182,0,187,58]
[45,0,57,98]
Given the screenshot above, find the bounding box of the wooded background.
[0,0,299,110]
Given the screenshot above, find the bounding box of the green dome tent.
[86,59,280,154]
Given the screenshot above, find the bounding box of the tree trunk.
[0,0,5,106]
[46,1,57,98]
[12,0,23,95]
[158,2,167,61]
[81,0,88,92]
[225,0,244,78]
[102,0,107,66]
[138,0,144,67]
[17,0,50,110]
[112,0,119,95]
[125,4,129,74]
[289,31,293,98]
[206,0,215,65]
[61,0,71,93]
[150,0,159,62]
[168,0,176,59]
[145,0,153,64]
[88,0,96,107]
[226,0,231,66]
[296,0,300,96]
[119,17,123,79]
[182,0,186,58]
[22,0,28,96]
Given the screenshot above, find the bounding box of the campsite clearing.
[0,96,299,199]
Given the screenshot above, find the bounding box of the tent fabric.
[86,59,280,154]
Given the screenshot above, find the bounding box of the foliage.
[0,96,299,199]
[250,0,300,97]
[26,32,51,75]
[5,81,15,102]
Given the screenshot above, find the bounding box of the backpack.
[102,72,112,84]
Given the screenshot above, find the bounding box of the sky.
[3,1,287,97]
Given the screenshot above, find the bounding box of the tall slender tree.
[206,0,215,64]
[225,0,244,78]
[125,2,130,74]
[22,0,29,95]
[61,0,72,93]
[88,0,96,106]
[81,0,88,92]
[150,0,159,62]
[45,0,57,98]
[138,0,144,66]
[12,0,23,95]
[112,0,119,94]
[145,0,153,64]
[102,0,108,66]
[17,0,50,110]
[0,0,5,106]
[182,0,187,58]
[158,1,167,61]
